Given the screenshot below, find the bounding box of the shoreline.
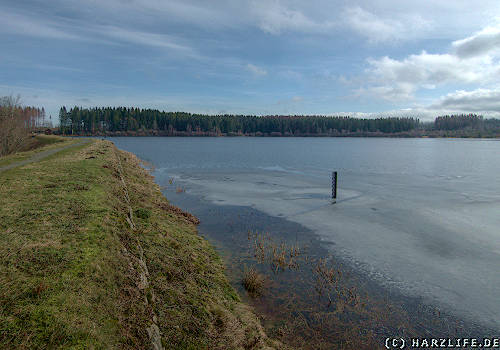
[150,162,500,332]
[0,139,284,349]
[59,131,500,139]
[161,181,497,348]
[91,135,500,348]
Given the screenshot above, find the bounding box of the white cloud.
[246,63,267,76]
[355,83,417,102]
[350,87,500,120]
[452,24,500,58]
[368,52,496,85]
[351,18,500,105]
[430,88,500,113]
[343,6,432,43]
[250,0,327,34]
[358,48,500,101]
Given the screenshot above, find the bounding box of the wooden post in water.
[332,171,337,203]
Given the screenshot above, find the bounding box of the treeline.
[0,96,47,156]
[434,114,500,131]
[58,106,420,136]
[57,106,500,137]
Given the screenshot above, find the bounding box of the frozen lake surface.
[111,137,500,329]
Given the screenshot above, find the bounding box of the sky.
[2,0,500,121]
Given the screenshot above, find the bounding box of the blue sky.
[2,0,500,121]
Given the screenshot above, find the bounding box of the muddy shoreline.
[163,186,496,348]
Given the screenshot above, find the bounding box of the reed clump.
[242,266,265,297]
[248,231,301,273]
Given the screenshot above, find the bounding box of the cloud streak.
[0,11,79,40]
[0,7,198,58]
[99,25,196,54]
[246,63,267,76]
[431,88,500,113]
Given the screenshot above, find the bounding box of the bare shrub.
[313,257,360,310]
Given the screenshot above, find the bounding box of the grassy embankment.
[0,138,282,349]
[0,135,71,168]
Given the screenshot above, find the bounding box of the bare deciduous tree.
[0,95,44,156]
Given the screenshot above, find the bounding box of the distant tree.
[60,106,72,134]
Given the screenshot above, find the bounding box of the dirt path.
[0,139,90,174]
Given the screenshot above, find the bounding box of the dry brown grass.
[248,231,301,274]
[313,257,360,310]
[243,266,265,297]
[243,228,456,350]
[244,231,393,349]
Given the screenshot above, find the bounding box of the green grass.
[0,139,282,349]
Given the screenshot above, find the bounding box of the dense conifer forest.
[434,114,500,130]
[57,107,500,137]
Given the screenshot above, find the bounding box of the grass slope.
[0,135,73,168]
[0,139,282,349]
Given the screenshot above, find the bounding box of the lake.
[110,137,500,337]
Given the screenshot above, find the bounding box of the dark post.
[332,171,337,203]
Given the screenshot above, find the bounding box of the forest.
[58,106,421,136]
[57,107,500,137]
[434,114,500,130]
